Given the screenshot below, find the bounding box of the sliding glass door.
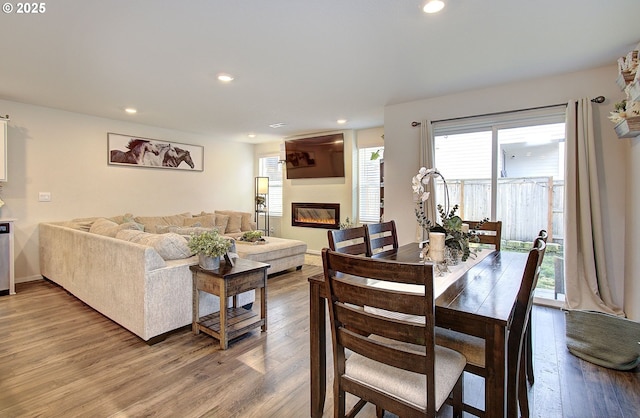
[432,108,566,301]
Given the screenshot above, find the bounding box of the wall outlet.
[39,192,51,202]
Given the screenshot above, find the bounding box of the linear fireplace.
[291,203,340,229]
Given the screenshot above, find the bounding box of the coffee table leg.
[220,282,228,350]
[192,274,199,335]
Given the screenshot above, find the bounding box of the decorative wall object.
[107,132,203,171]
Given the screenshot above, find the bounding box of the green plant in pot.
[188,230,232,270]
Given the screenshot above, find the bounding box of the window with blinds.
[358,147,383,223]
[258,156,283,216]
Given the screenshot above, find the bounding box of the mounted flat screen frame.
[107,132,203,171]
[285,133,345,179]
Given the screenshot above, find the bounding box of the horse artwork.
[110,139,160,165]
[108,133,203,171]
[142,143,178,166]
[163,147,195,169]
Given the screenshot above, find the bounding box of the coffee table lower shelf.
[194,307,265,343]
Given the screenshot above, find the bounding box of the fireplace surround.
[291,203,340,229]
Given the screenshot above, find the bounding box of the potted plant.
[188,230,232,270]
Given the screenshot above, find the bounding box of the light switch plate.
[39,192,51,202]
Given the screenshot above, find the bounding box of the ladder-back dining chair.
[365,220,399,256]
[435,237,546,418]
[327,226,371,257]
[525,229,548,386]
[322,248,466,418]
[465,220,502,251]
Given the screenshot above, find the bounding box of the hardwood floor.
[1,266,638,417]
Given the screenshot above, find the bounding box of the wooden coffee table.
[190,258,269,349]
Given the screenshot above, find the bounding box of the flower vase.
[198,254,220,270]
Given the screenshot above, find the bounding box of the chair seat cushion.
[345,336,466,411]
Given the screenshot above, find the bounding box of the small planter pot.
[198,254,220,270]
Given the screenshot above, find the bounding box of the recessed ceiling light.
[269,123,287,128]
[125,108,137,114]
[423,0,445,13]
[248,133,256,138]
[337,119,347,124]
[217,73,234,82]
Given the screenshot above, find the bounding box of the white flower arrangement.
[412,167,446,231]
[609,99,640,124]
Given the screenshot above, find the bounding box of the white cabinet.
[0,119,6,181]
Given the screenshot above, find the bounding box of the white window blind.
[258,156,283,216]
[358,147,383,223]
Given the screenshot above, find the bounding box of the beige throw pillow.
[215,210,243,234]
[115,230,192,260]
[89,218,141,237]
[134,212,192,233]
[184,214,215,228]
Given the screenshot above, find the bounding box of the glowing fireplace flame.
[295,216,336,224]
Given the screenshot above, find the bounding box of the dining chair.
[435,237,546,418]
[464,220,502,251]
[525,229,548,386]
[327,226,371,256]
[365,220,399,256]
[321,248,466,418]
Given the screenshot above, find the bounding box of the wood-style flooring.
[1,265,638,417]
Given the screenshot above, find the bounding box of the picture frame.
[107,132,204,171]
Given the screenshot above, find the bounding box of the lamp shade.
[256,177,269,194]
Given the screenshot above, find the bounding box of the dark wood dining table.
[308,243,529,418]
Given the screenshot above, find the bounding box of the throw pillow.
[134,212,192,233]
[115,230,192,260]
[239,212,254,232]
[89,218,141,238]
[184,214,215,228]
[215,210,242,234]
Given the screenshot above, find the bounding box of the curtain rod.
[411,96,605,127]
[0,114,9,121]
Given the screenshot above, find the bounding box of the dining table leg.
[310,281,326,418]
[485,323,508,418]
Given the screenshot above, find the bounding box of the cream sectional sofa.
[39,211,307,343]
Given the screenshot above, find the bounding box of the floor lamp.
[255,177,269,236]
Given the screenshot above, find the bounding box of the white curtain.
[564,99,624,316]
[418,120,436,241]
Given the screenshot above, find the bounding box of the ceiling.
[1,0,639,144]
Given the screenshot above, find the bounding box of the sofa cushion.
[215,210,248,234]
[89,218,142,237]
[115,230,192,260]
[134,212,192,233]
[184,214,215,228]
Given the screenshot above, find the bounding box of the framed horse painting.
[107,133,204,171]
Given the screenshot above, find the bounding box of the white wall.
[255,131,355,253]
[384,65,632,313]
[0,99,255,282]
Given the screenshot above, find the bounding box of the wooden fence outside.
[436,177,564,243]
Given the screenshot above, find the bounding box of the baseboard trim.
[16,274,44,284]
